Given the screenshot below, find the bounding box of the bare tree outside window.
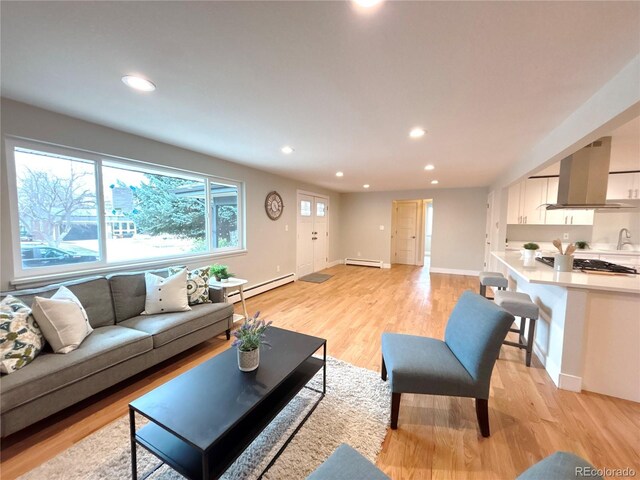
[17,167,96,246]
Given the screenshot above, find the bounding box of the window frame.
[5,136,246,285]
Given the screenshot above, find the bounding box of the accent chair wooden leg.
[225,329,231,340]
[475,398,490,437]
[390,392,401,429]
[381,355,387,381]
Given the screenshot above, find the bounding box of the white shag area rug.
[20,356,391,480]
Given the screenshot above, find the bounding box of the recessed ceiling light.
[353,0,383,8]
[281,146,294,154]
[409,127,426,138]
[121,75,156,92]
[363,184,370,189]
[424,164,435,171]
[336,171,344,177]
[431,180,439,185]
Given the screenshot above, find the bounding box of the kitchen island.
[492,251,639,402]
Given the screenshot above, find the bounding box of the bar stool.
[494,290,539,367]
[478,271,508,298]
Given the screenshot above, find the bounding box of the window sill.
[9,249,248,289]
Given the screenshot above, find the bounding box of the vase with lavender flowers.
[232,312,272,372]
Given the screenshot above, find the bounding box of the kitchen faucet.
[617,228,633,250]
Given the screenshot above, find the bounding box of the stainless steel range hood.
[546,136,630,210]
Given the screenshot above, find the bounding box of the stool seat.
[495,291,539,319]
[479,271,508,288]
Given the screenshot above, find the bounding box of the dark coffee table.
[129,327,326,480]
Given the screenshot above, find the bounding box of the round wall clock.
[265,191,284,220]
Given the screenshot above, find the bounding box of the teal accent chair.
[381,290,514,437]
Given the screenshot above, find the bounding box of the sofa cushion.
[0,325,152,412]
[108,268,173,323]
[1,277,115,328]
[381,333,479,398]
[0,296,44,374]
[120,302,233,348]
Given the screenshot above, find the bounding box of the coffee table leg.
[202,453,209,480]
[323,342,326,395]
[129,408,137,480]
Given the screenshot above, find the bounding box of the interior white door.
[313,197,328,272]
[297,194,314,277]
[394,201,418,265]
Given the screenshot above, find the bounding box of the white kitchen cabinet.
[507,179,547,224]
[545,177,565,225]
[521,178,548,225]
[543,177,594,225]
[606,172,640,200]
[507,183,524,224]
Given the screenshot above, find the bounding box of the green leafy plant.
[523,242,540,250]
[232,312,272,352]
[575,241,590,250]
[209,264,233,281]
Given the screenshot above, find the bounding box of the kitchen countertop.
[505,242,639,256]
[492,251,640,294]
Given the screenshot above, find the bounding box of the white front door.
[297,192,329,277]
[394,201,419,265]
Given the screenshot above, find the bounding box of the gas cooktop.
[536,256,638,275]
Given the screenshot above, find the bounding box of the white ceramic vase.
[237,348,259,372]
[523,249,537,267]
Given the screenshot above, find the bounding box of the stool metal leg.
[479,284,486,297]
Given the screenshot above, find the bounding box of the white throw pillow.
[143,268,191,315]
[31,286,93,354]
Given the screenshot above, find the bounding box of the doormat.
[299,273,333,284]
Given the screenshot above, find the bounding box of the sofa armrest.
[208,287,225,304]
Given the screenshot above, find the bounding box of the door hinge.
[326,232,328,237]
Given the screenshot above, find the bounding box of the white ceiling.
[1,1,639,192]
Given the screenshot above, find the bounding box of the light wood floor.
[1,265,639,479]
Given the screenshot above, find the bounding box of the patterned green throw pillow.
[0,295,45,374]
[169,266,211,305]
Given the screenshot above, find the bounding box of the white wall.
[339,187,488,273]
[0,99,342,291]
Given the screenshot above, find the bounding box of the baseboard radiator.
[344,258,384,268]
[226,273,295,303]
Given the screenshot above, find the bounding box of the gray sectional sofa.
[0,268,234,437]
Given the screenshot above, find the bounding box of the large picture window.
[7,139,244,280]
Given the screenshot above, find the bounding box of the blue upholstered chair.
[516,452,603,479]
[381,290,514,437]
[307,444,389,480]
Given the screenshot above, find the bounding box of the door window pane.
[102,163,206,262]
[316,202,326,217]
[211,182,239,249]
[300,200,311,217]
[14,148,100,269]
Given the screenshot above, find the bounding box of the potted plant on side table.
[522,242,540,267]
[210,264,234,282]
[232,312,272,372]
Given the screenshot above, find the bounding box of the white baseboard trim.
[344,258,384,268]
[558,373,583,392]
[429,267,480,276]
[226,273,295,303]
[326,259,344,268]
